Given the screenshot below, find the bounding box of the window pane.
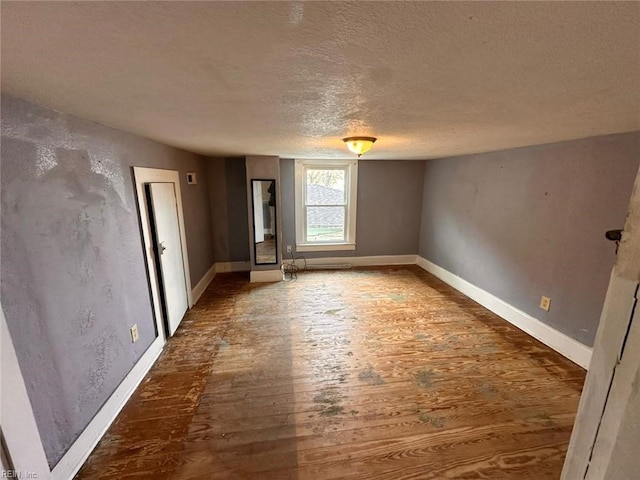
[306,169,345,205]
[306,206,345,242]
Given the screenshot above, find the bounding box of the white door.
[253,181,265,243]
[148,183,189,336]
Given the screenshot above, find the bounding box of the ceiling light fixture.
[342,136,377,157]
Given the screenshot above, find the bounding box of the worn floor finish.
[76,266,585,479]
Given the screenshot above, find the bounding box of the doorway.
[133,167,192,340]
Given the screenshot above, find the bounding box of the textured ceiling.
[1,1,639,160]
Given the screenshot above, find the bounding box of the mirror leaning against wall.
[251,179,277,264]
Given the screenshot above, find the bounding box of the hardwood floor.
[75,266,585,479]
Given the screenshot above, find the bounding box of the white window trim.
[295,159,358,252]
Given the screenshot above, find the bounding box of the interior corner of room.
[1,2,640,479]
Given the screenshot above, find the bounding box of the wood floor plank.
[76,266,585,479]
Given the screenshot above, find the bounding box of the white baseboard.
[416,256,592,369]
[250,269,283,283]
[52,337,164,480]
[215,261,251,273]
[191,263,216,305]
[221,255,417,274]
[298,254,418,268]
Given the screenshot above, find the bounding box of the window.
[294,159,358,252]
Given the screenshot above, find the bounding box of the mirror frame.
[251,179,278,265]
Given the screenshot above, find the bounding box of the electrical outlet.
[130,324,139,343]
[286,245,292,253]
[540,296,551,312]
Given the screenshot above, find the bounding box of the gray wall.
[280,159,425,259]
[0,94,214,467]
[419,132,640,346]
[206,157,250,263]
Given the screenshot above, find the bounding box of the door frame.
[562,163,640,478]
[1,304,52,479]
[133,167,192,340]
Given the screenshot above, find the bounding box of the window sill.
[296,243,356,252]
